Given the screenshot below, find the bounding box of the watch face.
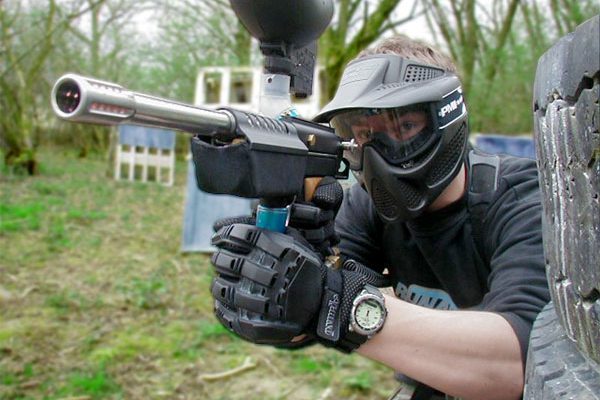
[355,298,384,330]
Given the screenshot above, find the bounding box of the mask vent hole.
[426,124,466,186]
[395,180,421,209]
[404,65,444,82]
[371,179,399,219]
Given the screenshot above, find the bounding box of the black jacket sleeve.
[476,158,550,363]
[336,184,386,272]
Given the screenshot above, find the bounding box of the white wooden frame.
[115,143,175,186]
[194,66,323,118]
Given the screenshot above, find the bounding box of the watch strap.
[336,328,368,353]
[363,284,383,297]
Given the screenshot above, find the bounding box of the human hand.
[289,176,343,258]
[212,176,343,259]
[209,223,368,349]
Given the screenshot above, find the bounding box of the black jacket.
[336,151,550,362]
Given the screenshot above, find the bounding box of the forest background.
[1,1,599,400]
[2,0,599,173]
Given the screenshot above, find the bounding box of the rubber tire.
[524,302,600,399]
[533,14,600,364]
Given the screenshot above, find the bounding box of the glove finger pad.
[214,300,302,343]
[211,277,236,308]
[312,177,343,211]
[212,250,278,286]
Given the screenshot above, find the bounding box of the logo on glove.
[324,293,340,338]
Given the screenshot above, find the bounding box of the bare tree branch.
[1,0,106,79]
[379,0,423,35]
[483,0,520,83]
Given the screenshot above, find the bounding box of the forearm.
[358,294,524,400]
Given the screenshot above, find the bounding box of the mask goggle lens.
[330,104,437,170]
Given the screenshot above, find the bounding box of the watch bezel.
[349,287,387,337]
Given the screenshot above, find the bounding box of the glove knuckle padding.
[213,215,255,233]
[211,226,325,344]
[211,224,254,254]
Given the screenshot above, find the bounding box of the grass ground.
[0,147,399,400]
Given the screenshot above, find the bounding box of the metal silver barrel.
[51,73,233,135]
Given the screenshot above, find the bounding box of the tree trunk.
[319,0,416,101]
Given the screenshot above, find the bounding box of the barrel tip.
[53,77,82,115]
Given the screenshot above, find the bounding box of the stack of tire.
[524,15,599,399]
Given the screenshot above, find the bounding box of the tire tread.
[524,302,600,399]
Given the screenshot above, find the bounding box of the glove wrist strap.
[315,269,369,352]
[316,269,343,342]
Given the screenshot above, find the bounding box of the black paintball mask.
[314,54,468,223]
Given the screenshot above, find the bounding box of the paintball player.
[209,34,550,400]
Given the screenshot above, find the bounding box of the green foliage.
[171,321,238,360]
[89,330,167,363]
[292,354,332,374]
[468,35,539,134]
[198,321,233,341]
[46,214,71,251]
[1,0,599,172]
[0,202,45,233]
[45,289,99,313]
[319,0,406,101]
[121,273,168,310]
[1,369,18,386]
[66,209,108,225]
[426,0,600,135]
[56,366,122,399]
[343,371,374,392]
[0,1,61,174]
[0,148,397,399]
[32,181,66,196]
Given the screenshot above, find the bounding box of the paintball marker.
[51,0,348,233]
[51,73,350,197]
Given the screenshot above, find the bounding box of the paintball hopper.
[229,0,334,97]
[229,0,333,47]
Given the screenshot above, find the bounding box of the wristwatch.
[350,284,387,337]
[336,284,387,352]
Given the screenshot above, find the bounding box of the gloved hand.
[210,223,368,350]
[289,176,343,258]
[212,177,344,259]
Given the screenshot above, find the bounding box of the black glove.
[210,223,368,350]
[212,177,344,259]
[289,176,344,258]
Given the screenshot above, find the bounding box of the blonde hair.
[357,34,458,74]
